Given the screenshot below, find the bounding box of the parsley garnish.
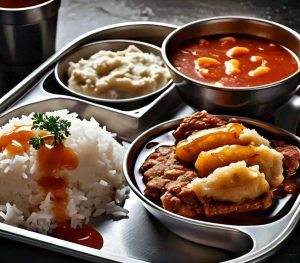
[29,113,71,150]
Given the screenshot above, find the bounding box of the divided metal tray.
[0,21,300,263]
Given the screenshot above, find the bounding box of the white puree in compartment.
[67,45,171,99]
[189,161,270,203]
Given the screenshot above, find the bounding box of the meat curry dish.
[139,112,300,225]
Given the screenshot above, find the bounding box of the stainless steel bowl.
[55,39,172,110]
[123,115,300,261]
[162,16,300,119]
[0,0,60,66]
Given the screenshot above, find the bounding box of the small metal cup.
[0,0,61,67]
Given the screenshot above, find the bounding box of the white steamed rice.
[0,110,129,234]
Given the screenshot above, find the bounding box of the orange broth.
[171,34,299,87]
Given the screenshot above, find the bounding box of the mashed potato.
[195,144,284,188]
[189,161,270,203]
[68,45,171,99]
[175,119,285,204]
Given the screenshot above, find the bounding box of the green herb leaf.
[29,137,45,150]
[29,113,71,149]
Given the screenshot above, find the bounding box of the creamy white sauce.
[67,45,171,99]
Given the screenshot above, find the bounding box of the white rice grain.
[0,110,130,233]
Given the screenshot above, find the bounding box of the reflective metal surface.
[0,21,299,263]
[0,0,60,66]
[0,21,177,114]
[4,71,183,142]
[162,16,300,119]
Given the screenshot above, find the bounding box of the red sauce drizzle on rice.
[0,125,34,155]
[37,144,78,225]
[36,134,104,249]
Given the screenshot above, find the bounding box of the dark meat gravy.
[146,142,159,149]
[136,128,300,226]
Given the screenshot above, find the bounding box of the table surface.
[1,0,300,262]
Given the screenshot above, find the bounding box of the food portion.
[139,111,300,222]
[140,146,201,218]
[190,161,270,203]
[68,44,171,99]
[0,110,129,248]
[171,34,299,87]
[195,144,284,187]
[175,122,269,162]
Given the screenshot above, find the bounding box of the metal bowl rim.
[0,0,54,11]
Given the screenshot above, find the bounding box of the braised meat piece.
[173,111,227,141]
[161,187,202,218]
[140,146,202,218]
[140,112,300,221]
[271,140,300,176]
[200,192,273,217]
[140,146,198,204]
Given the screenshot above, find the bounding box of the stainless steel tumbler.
[0,0,61,66]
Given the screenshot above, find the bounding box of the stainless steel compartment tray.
[0,98,234,263]
[0,22,187,142]
[0,21,300,263]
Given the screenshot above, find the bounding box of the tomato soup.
[171,35,299,87]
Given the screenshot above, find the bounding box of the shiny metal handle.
[274,95,300,134]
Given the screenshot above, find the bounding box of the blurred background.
[1,0,300,262]
[56,0,300,50]
[2,0,300,96]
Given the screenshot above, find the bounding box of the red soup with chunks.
[171,35,299,87]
